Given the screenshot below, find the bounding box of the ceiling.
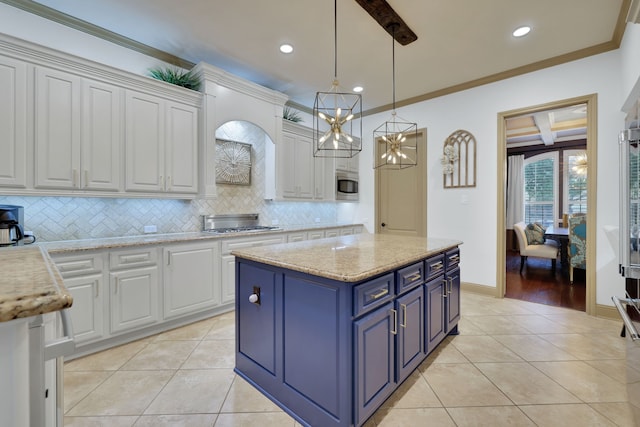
[4,0,629,116]
[506,103,587,147]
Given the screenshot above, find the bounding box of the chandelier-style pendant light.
[374,24,418,169]
[313,0,362,158]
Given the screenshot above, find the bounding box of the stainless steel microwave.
[336,172,359,201]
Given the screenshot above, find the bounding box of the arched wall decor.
[442,129,477,188]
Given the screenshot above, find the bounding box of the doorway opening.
[496,95,597,314]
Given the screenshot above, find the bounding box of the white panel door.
[163,242,219,319]
[220,254,236,305]
[34,66,81,189]
[294,133,314,199]
[0,57,27,188]
[110,266,159,333]
[279,132,298,197]
[125,90,164,192]
[165,101,198,194]
[81,79,122,191]
[64,274,104,344]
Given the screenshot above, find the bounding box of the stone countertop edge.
[40,223,363,254]
[232,234,463,283]
[0,246,73,323]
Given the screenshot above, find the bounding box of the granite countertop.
[41,224,362,254]
[0,246,73,322]
[232,233,462,282]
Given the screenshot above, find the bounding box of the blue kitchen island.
[232,233,462,427]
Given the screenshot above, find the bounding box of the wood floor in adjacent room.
[505,250,586,312]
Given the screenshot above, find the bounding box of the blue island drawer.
[396,261,424,294]
[353,273,395,317]
[446,248,460,271]
[425,254,445,280]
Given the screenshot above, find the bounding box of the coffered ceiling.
[4,0,630,116]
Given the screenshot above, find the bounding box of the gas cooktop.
[201,214,281,234]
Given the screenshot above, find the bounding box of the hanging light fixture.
[374,24,418,169]
[313,0,362,158]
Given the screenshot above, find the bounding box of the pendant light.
[374,24,418,169]
[313,0,362,158]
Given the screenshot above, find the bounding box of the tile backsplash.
[1,120,340,242]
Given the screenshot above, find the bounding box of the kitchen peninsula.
[232,234,462,427]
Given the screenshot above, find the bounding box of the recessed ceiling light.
[353,86,363,93]
[279,44,294,54]
[512,26,531,37]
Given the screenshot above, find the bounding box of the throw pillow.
[525,222,546,245]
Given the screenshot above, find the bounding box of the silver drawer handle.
[371,288,389,299]
[449,254,460,262]
[124,256,149,263]
[407,272,421,281]
[431,261,444,270]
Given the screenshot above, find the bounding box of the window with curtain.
[524,152,558,227]
[564,149,588,214]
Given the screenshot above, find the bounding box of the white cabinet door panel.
[0,57,27,188]
[125,90,164,192]
[35,66,81,189]
[82,79,121,191]
[165,102,198,193]
[65,274,104,344]
[110,266,159,333]
[163,242,219,319]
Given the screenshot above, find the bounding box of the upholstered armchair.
[513,222,558,273]
[568,214,587,284]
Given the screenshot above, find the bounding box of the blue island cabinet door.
[396,286,425,383]
[236,262,279,380]
[355,302,395,426]
[446,267,461,332]
[425,277,446,354]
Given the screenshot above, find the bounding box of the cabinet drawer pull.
[390,309,397,335]
[371,288,389,299]
[449,254,460,263]
[442,279,448,298]
[448,277,453,294]
[400,304,407,328]
[407,272,421,282]
[431,261,444,271]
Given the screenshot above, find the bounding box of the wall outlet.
[143,225,157,233]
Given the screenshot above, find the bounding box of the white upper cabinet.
[81,79,122,191]
[35,68,123,191]
[125,90,198,195]
[165,101,198,193]
[279,127,314,199]
[34,66,82,189]
[277,121,333,201]
[0,56,27,188]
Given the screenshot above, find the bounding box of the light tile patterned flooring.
[64,292,639,426]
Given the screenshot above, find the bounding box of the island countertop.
[231,233,462,282]
[0,246,73,322]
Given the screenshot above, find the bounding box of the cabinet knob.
[381,223,386,227]
[249,294,259,303]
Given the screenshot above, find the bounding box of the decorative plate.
[215,139,252,185]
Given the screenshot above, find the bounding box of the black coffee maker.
[0,205,35,246]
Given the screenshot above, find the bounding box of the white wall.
[0,3,175,75]
[358,49,629,306]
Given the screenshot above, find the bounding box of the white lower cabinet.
[109,266,159,334]
[51,253,104,345]
[163,241,220,319]
[63,274,104,344]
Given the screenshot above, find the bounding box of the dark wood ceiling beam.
[354,0,417,45]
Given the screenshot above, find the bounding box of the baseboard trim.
[461,282,498,297]
[596,303,623,321]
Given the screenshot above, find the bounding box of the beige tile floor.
[63,292,640,426]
